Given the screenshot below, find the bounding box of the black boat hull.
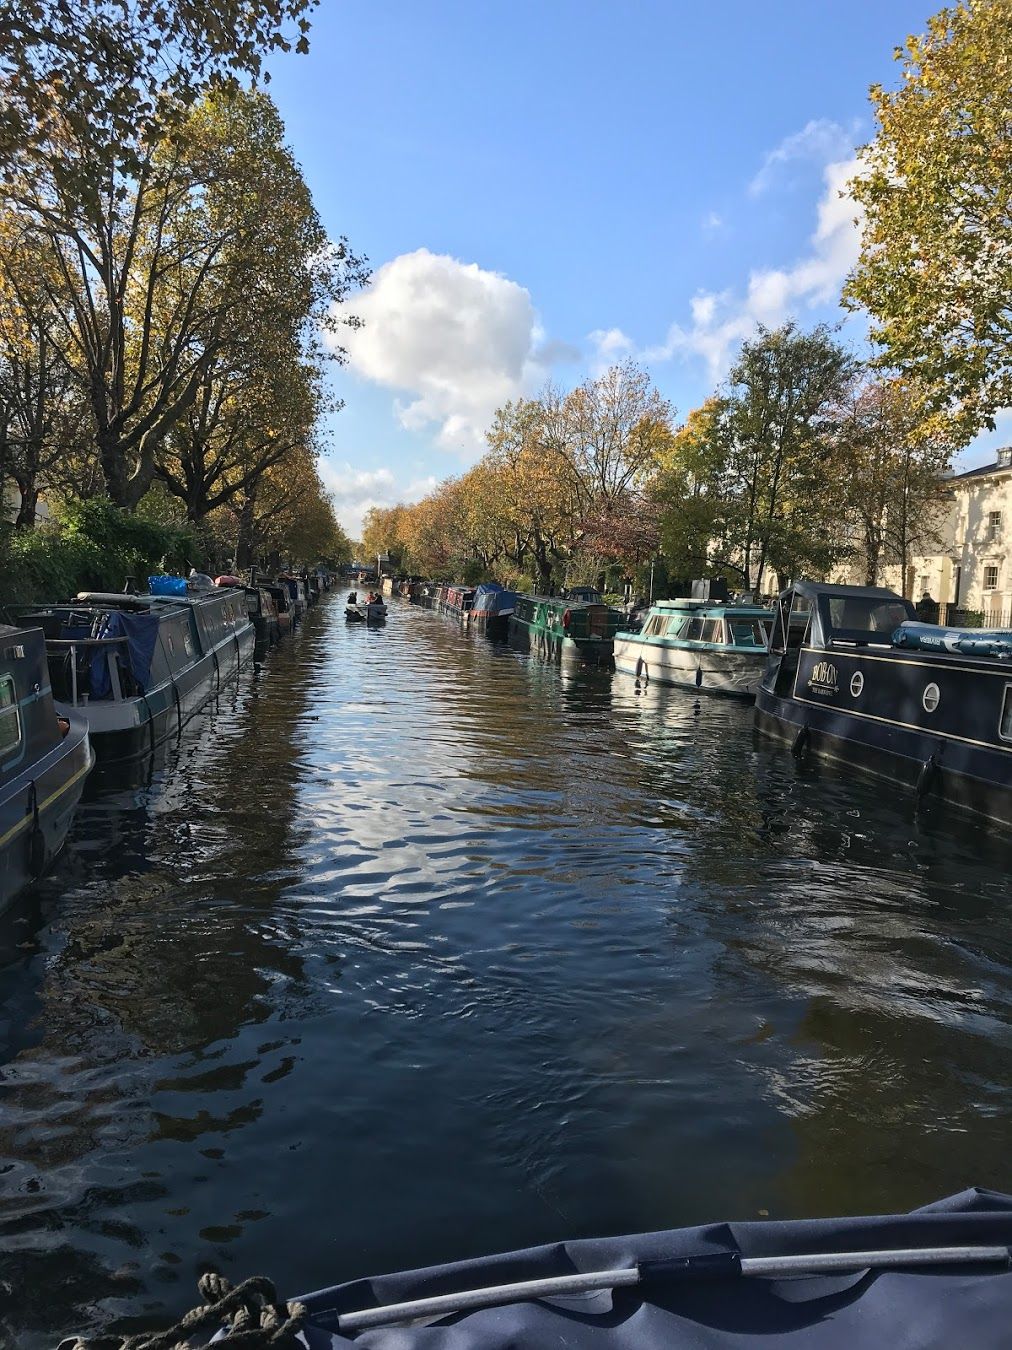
[0,717,93,914]
[755,658,1012,826]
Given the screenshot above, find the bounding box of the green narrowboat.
[509,595,623,666]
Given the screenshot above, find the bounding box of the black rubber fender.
[916,753,938,799]
[791,724,810,760]
[26,782,46,878]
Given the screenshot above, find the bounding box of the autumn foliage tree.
[0,0,318,201]
[846,0,1012,437]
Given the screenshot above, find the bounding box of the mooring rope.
[57,1273,307,1350]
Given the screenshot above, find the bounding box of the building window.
[984,564,999,591]
[989,510,1002,542]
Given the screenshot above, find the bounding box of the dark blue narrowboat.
[18,588,254,766]
[0,624,93,913]
[755,580,1012,825]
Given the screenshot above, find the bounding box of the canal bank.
[2,594,1011,1346]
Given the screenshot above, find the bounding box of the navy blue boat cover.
[90,609,160,697]
[289,1189,1012,1348]
[471,583,517,616]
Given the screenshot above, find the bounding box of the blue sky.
[265,0,1007,537]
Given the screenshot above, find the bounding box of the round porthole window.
[850,671,864,698]
[923,682,940,713]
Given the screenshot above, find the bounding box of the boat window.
[826,595,910,642]
[729,618,769,647]
[683,618,705,641]
[1001,686,1012,742]
[700,619,721,643]
[0,676,21,757]
[643,614,666,636]
[787,594,812,648]
[665,616,690,637]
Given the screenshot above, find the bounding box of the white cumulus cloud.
[337,248,540,454]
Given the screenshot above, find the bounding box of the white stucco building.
[832,448,1012,624]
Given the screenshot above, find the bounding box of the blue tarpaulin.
[276,1189,1012,1348]
[472,583,517,616]
[90,609,160,698]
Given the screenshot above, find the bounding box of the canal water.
[2,595,1011,1344]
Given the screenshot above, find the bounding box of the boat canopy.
[472,583,517,616]
[771,581,915,652]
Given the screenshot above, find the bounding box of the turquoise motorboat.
[614,598,772,698]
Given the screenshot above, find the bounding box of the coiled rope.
[57,1273,306,1350]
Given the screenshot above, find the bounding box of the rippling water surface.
[2,594,1011,1344]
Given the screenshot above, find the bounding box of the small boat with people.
[69,1186,1012,1348]
[755,579,1012,824]
[615,594,772,697]
[0,623,94,913]
[345,592,388,624]
[16,580,255,765]
[509,593,624,666]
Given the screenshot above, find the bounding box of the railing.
[938,603,1012,629]
[45,636,130,704]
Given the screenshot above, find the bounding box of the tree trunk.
[235,494,257,569]
[15,484,39,528]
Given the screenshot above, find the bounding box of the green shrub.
[0,499,193,607]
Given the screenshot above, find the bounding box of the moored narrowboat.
[216,577,281,651]
[278,573,309,618]
[261,581,295,635]
[615,598,772,697]
[755,580,1012,825]
[437,585,475,620]
[18,588,254,765]
[0,624,93,912]
[509,594,623,666]
[466,582,518,639]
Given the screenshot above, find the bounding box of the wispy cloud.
[614,154,867,382]
[748,118,860,198]
[319,460,438,538]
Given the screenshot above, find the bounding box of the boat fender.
[26,782,45,878]
[791,724,810,760]
[695,665,703,689]
[916,753,938,799]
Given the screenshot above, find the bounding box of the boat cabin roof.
[652,599,770,618]
[526,595,614,611]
